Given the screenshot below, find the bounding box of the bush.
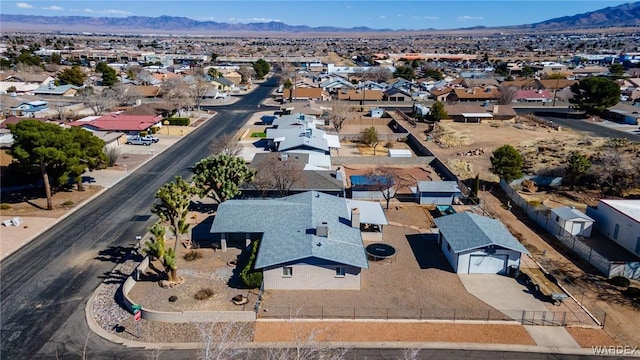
[164,117,190,126]
[168,295,178,302]
[149,126,159,134]
[623,287,640,299]
[194,288,214,300]
[62,200,74,206]
[139,131,148,137]
[0,204,11,210]
[250,132,266,138]
[608,276,630,288]
[183,250,203,262]
[104,146,121,167]
[240,239,263,288]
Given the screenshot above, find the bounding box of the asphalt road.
[0,82,612,360]
[514,107,640,140]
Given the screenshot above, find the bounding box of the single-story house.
[434,212,529,274]
[602,103,640,125]
[11,100,48,117]
[211,77,236,92]
[416,181,462,205]
[383,88,412,102]
[447,87,500,102]
[70,113,163,133]
[587,200,640,257]
[550,206,594,237]
[337,89,383,102]
[210,191,388,290]
[282,88,329,101]
[33,84,80,97]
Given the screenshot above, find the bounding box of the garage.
[434,212,529,275]
[469,254,508,274]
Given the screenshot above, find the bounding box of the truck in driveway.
[125,136,153,146]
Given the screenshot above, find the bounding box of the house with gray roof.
[416,181,462,205]
[434,212,529,274]
[210,191,388,290]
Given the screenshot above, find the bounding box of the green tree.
[470,173,480,202]
[207,67,222,79]
[0,58,12,70]
[96,62,118,86]
[8,120,106,210]
[163,247,178,282]
[16,50,42,67]
[566,151,591,189]
[58,66,86,86]
[569,77,620,112]
[283,78,293,89]
[7,86,17,94]
[609,63,624,78]
[152,176,196,250]
[361,126,380,155]
[210,52,218,63]
[252,59,270,80]
[428,101,448,121]
[192,154,256,203]
[143,221,166,262]
[50,53,62,65]
[490,145,524,183]
[423,69,444,80]
[522,65,534,78]
[393,65,416,80]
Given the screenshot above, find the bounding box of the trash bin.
[508,265,520,278]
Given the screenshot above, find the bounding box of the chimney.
[317,222,329,237]
[351,208,360,229]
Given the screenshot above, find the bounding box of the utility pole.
[552,76,560,107]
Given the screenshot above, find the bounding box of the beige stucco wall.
[263,260,361,290]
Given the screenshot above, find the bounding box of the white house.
[416,181,462,205]
[550,206,594,237]
[434,212,529,274]
[586,200,640,257]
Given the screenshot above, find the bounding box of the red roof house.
[70,114,162,132]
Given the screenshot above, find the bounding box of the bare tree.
[79,87,115,116]
[367,166,413,209]
[190,78,212,110]
[196,321,253,360]
[252,153,306,197]
[498,85,517,105]
[328,101,352,133]
[400,348,421,360]
[110,83,140,106]
[209,132,242,156]
[237,66,255,85]
[162,78,193,116]
[364,67,392,82]
[53,102,71,121]
[591,152,640,196]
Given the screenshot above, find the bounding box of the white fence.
[499,180,614,278]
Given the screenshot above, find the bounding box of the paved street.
[0,78,279,359]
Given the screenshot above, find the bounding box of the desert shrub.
[194,288,214,300]
[0,204,11,210]
[528,200,542,207]
[240,239,263,288]
[62,200,74,206]
[149,126,159,134]
[164,117,190,126]
[183,250,203,262]
[608,276,630,288]
[623,287,640,299]
[139,131,148,137]
[385,141,394,148]
[168,295,178,302]
[104,146,121,167]
[250,132,266,138]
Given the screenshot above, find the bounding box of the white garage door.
[468,254,507,274]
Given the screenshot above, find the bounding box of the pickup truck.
[125,137,153,146]
[141,134,159,143]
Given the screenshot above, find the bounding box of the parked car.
[141,134,159,143]
[125,137,153,146]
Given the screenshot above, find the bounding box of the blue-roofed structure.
[434,212,529,274]
[550,206,594,237]
[210,191,387,290]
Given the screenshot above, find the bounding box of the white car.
[125,137,153,146]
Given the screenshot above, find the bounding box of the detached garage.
[434,212,529,275]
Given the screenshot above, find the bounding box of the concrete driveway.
[458,274,548,318]
[459,274,580,349]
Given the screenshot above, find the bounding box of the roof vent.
[316,242,322,247]
[317,222,328,237]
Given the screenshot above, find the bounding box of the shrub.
[250,132,266,138]
[385,141,394,148]
[0,204,11,210]
[104,146,121,167]
[183,250,203,262]
[149,126,159,134]
[194,288,214,300]
[240,239,263,288]
[164,117,190,126]
[139,131,148,137]
[168,295,178,302]
[62,200,74,206]
[608,276,630,288]
[623,287,640,299]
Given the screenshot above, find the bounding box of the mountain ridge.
[1,2,640,33]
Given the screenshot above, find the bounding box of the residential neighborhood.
[2,3,640,359]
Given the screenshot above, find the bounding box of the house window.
[282,267,293,277]
[613,224,620,240]
[335,267,345,277]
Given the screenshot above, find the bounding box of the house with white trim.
[209,191,387,290]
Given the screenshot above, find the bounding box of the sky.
[4,0,636,30]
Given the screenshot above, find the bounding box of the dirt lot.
[0,185,103,218]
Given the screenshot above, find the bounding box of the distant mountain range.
[2,2,639,33]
